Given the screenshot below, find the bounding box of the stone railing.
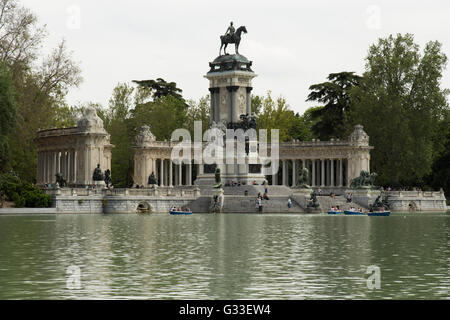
[45,186,201,198]
[383,190,445,198]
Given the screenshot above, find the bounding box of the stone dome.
[208,54,253,73]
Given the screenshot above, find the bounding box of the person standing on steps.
[287,198,292,209]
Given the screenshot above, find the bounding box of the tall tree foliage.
[0,61,15,170]
[0,0,82,181]
[351,33,449,186]
[254,91,312,142]
[306,72,361,140]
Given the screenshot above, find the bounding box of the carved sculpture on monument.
[148,172,157,185]
[104,169,112,187]
[350,170,377,189]
[93,164,104,181]
[55,172,67,188]
[307,190,320,209]
[135,125,156,147]
[219,23,248,55]
[296,167,311,189]
[77,106,107,134]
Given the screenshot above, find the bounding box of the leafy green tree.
[351,33,449,186]
[254,91,312,142]
[0,61,16,171]
[306,72,361,140]
[185,96,210,135]
[132,78,184,101]
[104,83,135,187]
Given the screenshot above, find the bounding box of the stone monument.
[197,23,266,186]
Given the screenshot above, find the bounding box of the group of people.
[330,205,341,212]
[347,206,363,212]
[170,206,191,212]
[256,186,270,211]
[346,193,353,203]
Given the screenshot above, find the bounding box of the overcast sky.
[21,0,450,114]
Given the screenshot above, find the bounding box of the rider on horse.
[224,22,235,40]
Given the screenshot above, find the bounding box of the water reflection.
[0,213,448,299]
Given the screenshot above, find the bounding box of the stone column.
[209,88,216,124]
[186,162,192,186]
[272,161,278,185]
[66,151,70,182]
[321,159,325,187]
[331,159,335,187]
[246,87,253,116]
[179,163,183,186]
[312,159,316,187]
[282,160,288,186]
[227,86,239,123]
[291,159,297,187]
[160,159,164,186]
[339,159,343,187]
[169,160,173,186]
[55,152,60,177]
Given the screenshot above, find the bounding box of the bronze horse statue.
[219,26,247,56]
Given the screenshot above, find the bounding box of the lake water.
[0,213,448,300]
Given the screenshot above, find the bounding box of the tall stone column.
[160,159,164,186]
[185,163,192,186]
[312,159,316,187]
[339,159,343,187]
[169,160,173,187]
[331,159,335,187]
[282,160,287,186]
[66,151,70,182]
[272,161,278,185]
[227,86,239,123]
[209,88,216,124]
[179,163,183,186]
[291,159,297,187]
[246,87,253,116]
[321,159,325,187]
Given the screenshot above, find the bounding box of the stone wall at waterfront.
[385,190,447,212]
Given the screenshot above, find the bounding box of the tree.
[132,78,184,101]
[0,61,15,171]
[306,72,361,140]
[185,96,210,135]
[351,33,449,186]
[0,1,82,181]
[254,91,312,142]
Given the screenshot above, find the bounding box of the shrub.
[0,172,51,208]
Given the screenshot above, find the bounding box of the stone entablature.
[35,107,114,187]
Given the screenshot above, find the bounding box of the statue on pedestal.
[296,168,311,189]
[350,170,378,189]
[148,172,157,185]
[104,169,112,187]
[219,23,248,55]
[93,164,104,181]
[213,168,222,189]
[55,172,67,187]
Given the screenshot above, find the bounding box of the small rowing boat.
[170,210,192,215]
[368,211,391,216]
